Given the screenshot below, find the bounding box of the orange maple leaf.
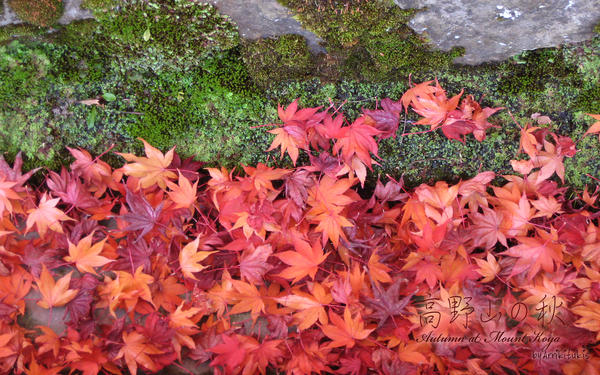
[267,125,307,166]
[64,233,113,275]
[35,265,78,309]
[275,237,330,283]
[474,253,501,283]
[412,88,463,129]
[26,193,73,237]
[166,172,198,209]
[179,236,215,280]
[116,331,163,375]
[228,279,265,320]
[399,79,436,111]
[0,178,19,216]
[583,113,600,142]
[99,266,155,317]
[35,326,61,358]
[504,228,564,280]
[117,138,177,189]
[367,252,392,284]
[275,282,332,330]
[321,308,374,348]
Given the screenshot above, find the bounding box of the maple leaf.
[532,139,566,183]
[228,279,266,319]
[240,244,273,284]
[24,358,63,375]
[111,235,154,274]
[362,98,402,139]
[321,308,374,348]
[242,163,290,193]
[166,172,198,209]
[333,117,381,167]
[241,338,284,375]
[517,123,541,158]
[0,151,40,187]
[583,113,600,142]
[117,138,177,189]
[26,193,73,237]
[116,331,163,375]
[412,87,463,129]
[285,169,314,208]
[64,233,113,275]
[469,207,507,250]
[503,228,564,280]
[151,274,186,312]
[572,300,600,340]
[275,237,330,283]
[122,190,164,240]
[179,236,215,280]
[267,124,307,166]
[35,265,79,309]
[35,325,61,358]
[399,79,436,111]
[67,147,115,196]
[275,282,332,330]
[46,168,99,209]
[99,266,155,316]
[209,334,247,374]
[474,253,501,283]
[365,279,414,327]
[65,274,99,324]
[367,252,393,284]
[0,177,19,216]
[307,176,356,247]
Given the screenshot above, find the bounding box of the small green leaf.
[102,93,116,102]
[143,28,151,41]
[87,107,97,128]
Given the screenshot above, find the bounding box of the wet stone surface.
[202,0,327,54]
[394,0,600,64]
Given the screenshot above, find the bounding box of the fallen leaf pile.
[0,80,599,374]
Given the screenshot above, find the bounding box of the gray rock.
[0,0,20,27]
[19,289,67,334]
[393,0,600,64]
[58,0,94,25]
[202,0,327,54]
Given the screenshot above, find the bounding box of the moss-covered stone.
[241,34,314,89]
[8,0,63,27]
[276,0,462,81]
[81,0,117,13]
[1,0,599,193]
[92,0,239,73]
[0,24,46,44]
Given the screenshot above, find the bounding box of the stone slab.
[394,0,600,64]
[202,0,327,54]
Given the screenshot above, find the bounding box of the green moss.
[0,24,46,43]
[122,69,273,167]
[276,0,461,81]
[8,0,63,27]
[92,0,239,73]
[496,48,578,97]
[81,0,117,13]
[241,34,314,89]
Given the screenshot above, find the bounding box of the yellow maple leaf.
[117,138,177,189]
[64,233,113,275]
[26,193,73,237]
[36,265,78,309]
[179,237,215,280]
